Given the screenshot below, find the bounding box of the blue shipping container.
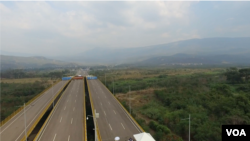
[87,76,97,80]
[62,77,71,80]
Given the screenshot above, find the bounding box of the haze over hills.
[58,37,250,65]
[0,55,80,70]
[1,37,250,68]
[135,53,250,66]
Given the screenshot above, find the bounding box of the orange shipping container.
[73,76,83,80]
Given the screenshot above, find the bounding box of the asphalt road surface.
[76,69,88,76]
[88,79,142,141]
[37,79,84,141]
[0,80,69,141]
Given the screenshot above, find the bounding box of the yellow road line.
[0,80,60,127]
[20,79,72,141]
[83,78,87,141]
[86,79,102,141]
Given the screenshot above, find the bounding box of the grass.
[96,68,225,80]
[1,78,59,84]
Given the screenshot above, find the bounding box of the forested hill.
[136,54,250,66]
[66,37,250,64]
[0,55,79,70]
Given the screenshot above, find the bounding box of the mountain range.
[1,37,250,68]
[136,53,250,66]
[0,55,79,70]
[60,37,250,65]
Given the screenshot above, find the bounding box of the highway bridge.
[0,69,154,141]
[87,79,144,140]
[0,80,69,141]
[35,79,85,141]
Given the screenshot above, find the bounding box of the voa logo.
[226,129,246,136]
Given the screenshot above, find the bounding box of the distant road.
[88,79,142,141]
[76,69,88,76]
[37,80,84,141]
[0,80,68,141]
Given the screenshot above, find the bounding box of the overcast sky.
[1,1,250,56]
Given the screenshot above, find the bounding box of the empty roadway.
[37,79,84,141]
[0,80,69,141]
[88,79,143,141]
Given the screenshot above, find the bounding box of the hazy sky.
[1,1,250,56]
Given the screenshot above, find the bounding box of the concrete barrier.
[20,79,71,141]
[83,78,87,141]
[86,79,102,141]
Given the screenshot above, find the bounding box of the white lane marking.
[121,123,125,129]
[37,84,66,141]
[60,117,62,122]
[108,102,110,105]
[68,135,70,141]
[64,106,66,110]
[113,110,116,114]
[73,107,75,111]
[71,118,73,124]
[0,87,62,134]
[115,98,142,133]
[104,111,106,116]
[109,124,112,130]
[13,86,65,141]
[53,134,57,141]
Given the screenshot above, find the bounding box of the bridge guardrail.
[20,79,71,141]
[98,79,145,133]
[0,80,60,127]
[83,78,87,141]
[33,80,71,141]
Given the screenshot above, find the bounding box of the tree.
[239,68,250,82]
[224,67,242,83]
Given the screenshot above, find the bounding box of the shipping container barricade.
[62,76,72,81]
[0,80,60,127]
[87,75,97,80]
[74,76,84,80]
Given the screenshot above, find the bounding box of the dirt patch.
[116,88,157,107]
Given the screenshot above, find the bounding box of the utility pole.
[189,114,191,141]
[129,85,131,115]
[112,77,114,95]
[15,103,27,141]
[182,114,191,141]
[52,78,55,108]
[23,103,27,141]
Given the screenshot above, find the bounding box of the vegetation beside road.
[90,67,250,141]
[0,68,75,122]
